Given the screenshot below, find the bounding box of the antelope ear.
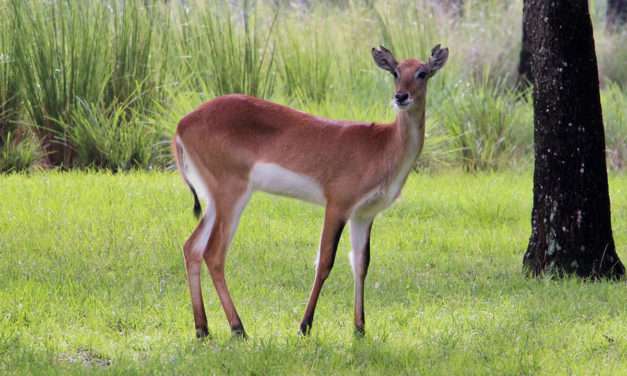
[371,46,399,75]
[425,44,449,77]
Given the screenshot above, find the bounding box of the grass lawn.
[1,171,626,375]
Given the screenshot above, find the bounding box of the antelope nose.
[395,92,409,103]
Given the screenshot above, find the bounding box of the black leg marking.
[231,323,248,339]
[354,326,365,338]
[299,320,312,336]
[196,326,209,339]
[299,214,345,337]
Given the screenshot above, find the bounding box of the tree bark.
[523,0,625,279]
[607,0,627,29]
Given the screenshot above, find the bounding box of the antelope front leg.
[349,217,373,336]
[299,207,346,335]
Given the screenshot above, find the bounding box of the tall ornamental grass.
[0,1,18,137]
[11,0,110,165]
[106,0,167,109]
[0,1,42,172]
[278,15,333,103]
[1,0,625,171]
[374,1,446,65]
[59,97,160,172]
[177,0,277,98]
[10,0,163,168]
[432,71,533,171]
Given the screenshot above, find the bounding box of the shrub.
[10,0,163,166]
[601,84,627,170]
[0,132,42,172]
[10,0,110,165]
[597,30,627,88]
[432,70,533,171]
[59,97,160,171]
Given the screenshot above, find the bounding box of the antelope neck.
[392,99,426,165]
[365,98,426,197]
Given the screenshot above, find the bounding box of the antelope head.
[372,44,449,111]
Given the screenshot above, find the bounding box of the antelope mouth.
[393,99,413,110]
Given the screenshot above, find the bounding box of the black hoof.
[231,324,248,339]
[354,326,365,338]
[196,326,210,339]
[298,322,312,336]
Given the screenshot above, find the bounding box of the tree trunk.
[607,0,627,29]
[522,0,625,279]
[517,0,532,84]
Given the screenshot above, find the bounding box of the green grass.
[1,172,626,374]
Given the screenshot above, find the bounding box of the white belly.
[250,163,326,205]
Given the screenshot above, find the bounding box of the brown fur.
[173,45,448,337]
[177,95,414,208]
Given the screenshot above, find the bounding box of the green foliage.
[278,16,333,103]
[178,0,277,98]
[602,83,627,170]
[9,0,164,166]
[0,0,626,171]
[106,0,165,108]
[0,2,41,172]
[0,172,625,373]
[0,132,41,172]
[59,97,161,171]
[373,1,445,64]
[433,71,533,170]
[0,0,20,145]
[10,0,110,163]
[597,30,627,87]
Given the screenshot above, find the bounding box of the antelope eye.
[416,71,427,79]
[392,71,399,79]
